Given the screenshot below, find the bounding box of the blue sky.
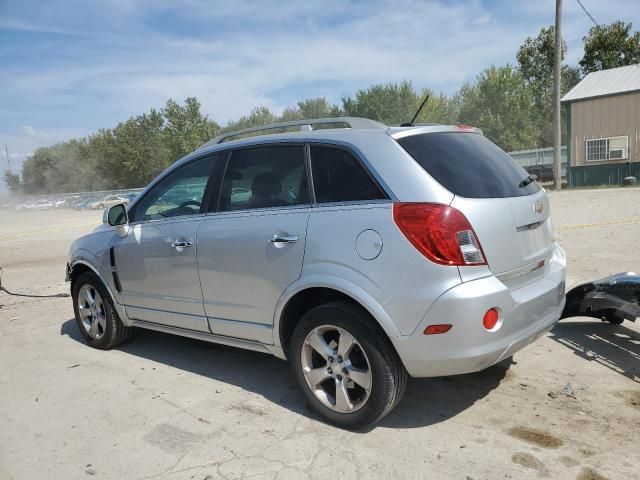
[1,0,639,187]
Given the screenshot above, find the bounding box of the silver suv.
[67,118,566,428]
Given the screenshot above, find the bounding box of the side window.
[219,145,308,211]
[310,146,387,203]
[132,155,217,222]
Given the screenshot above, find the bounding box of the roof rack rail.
[202,117,386,146]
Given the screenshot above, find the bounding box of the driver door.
[115,153,224,332]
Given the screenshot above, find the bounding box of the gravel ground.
[1,187,639,480]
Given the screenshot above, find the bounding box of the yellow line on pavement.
[557,217,640,230]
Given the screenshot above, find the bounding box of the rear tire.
[72,271,133,349]
[290,301,407,429]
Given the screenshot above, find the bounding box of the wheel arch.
[275,276,402,359]
[69,260,127,323]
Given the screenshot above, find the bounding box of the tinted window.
[397,132,540,198]
[132,155,216,222]
[219,145,308,211]
[310,146,387,203]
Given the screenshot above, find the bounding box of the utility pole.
[553,0,562,190]
[3,143,9,172]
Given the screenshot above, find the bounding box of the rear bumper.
[392,243,566,377]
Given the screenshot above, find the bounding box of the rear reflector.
[424,324,452,335]
[483,308,499,330]
[393,203,486,266]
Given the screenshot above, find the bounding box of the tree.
[580,21,640,74]
[517,26,581,146]
[162,97,219,162]
[342,81,417,125]
[458,65,537,152]
[223,106,277,133]
[91,110,169,188]
[342,81,458,126]
[3,170,21,194]
[20,148,56,194]
[413,89,459,124]
[297,97,342,119]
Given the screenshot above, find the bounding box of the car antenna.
[401,94,430,127]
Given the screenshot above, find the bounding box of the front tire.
[290,301,407,429]
[72,271,133,349]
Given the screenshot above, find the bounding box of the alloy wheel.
[77,284,107,339]
[300,325,373,413]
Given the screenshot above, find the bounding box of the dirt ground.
[1,188,639,480]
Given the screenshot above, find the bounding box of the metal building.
[562,64,640,187]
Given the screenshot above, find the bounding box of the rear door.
[197,144,310,344]
[396,131,554,277]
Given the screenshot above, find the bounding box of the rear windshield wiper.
[519,174,537,188]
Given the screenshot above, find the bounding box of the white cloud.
[1,0,639,152]
[20,126,50,140]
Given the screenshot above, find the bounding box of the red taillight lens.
[393,203,486,266]
[483,308,499,330]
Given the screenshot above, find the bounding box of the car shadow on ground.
[60,319,508,430]
[549,318,640,383]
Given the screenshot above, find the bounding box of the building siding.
[568,91,640,166]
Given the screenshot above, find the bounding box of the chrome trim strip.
[516,220,544,232]
[124,303,208,318]
[213,317,273,330]
[496,259,546,283]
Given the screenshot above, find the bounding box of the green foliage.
[517,26,581,147]
[15,98,214,193]
[298,98,342,119]
[342,81,418,124]
[3,170,21,194]
[341,81,458,126]
[458,65,537,152]
[580,21,640,74]
[95,110,169,188]
[222,106,277,133]
[163,97,219,162]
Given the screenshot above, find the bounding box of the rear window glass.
[396,132,540,198]
[310,146,387,203]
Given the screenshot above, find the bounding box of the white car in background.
[89,195,129,210]
[28,200,54,211]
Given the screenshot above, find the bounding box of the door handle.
[171,240,192,248]
[269,233,298,244]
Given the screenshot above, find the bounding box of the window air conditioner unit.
[609,149,624,159]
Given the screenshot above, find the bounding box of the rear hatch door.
[395,130,554,277]
[451,189,553,275]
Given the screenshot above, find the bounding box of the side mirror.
[104,203,128,226]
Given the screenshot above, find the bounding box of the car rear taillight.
[392,203,486,266]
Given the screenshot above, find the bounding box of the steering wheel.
[177,200,201,210]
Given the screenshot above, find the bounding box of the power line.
[575,0,640,72]
[575,0,599,27]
